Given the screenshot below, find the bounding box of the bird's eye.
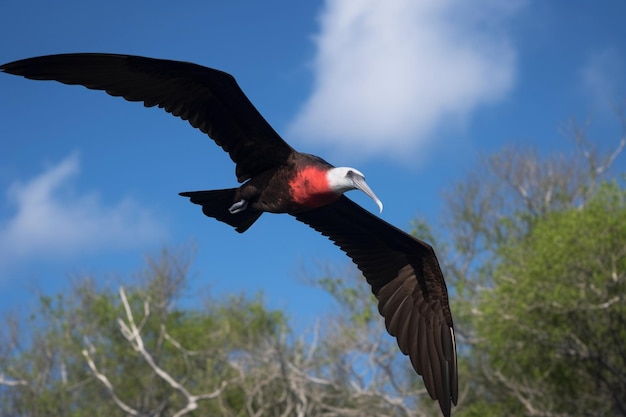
[346,170,354,177]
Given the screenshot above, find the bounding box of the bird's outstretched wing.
[295,196,458,417]
[0,53,294,182]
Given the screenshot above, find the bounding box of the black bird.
[1,53,458,416]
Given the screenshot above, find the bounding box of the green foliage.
[2,248,423,417]
[0,250,286,417]
[474,183,626,415]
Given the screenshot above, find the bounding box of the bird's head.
[327,167,383,213]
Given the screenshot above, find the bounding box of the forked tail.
[179,189,262,233]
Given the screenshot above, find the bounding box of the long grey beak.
[353,176,384,213]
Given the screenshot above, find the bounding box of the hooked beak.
[352,176,384,213]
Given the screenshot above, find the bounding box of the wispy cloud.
[288,0,522,160]
[580,47,626,108]
[0,153,166,268]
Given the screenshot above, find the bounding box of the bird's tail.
[179,189,262,233]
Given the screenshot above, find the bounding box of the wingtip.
[0,62,13,73]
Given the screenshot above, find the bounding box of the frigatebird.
[1,53,458,416]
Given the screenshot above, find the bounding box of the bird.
[1,53,458,416]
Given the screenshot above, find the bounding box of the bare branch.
[82,348,140,416]
[0,374,28,387]
[116,287,228,417]
[81,287,230,417]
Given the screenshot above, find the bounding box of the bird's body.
[224,152,345,215]
[1,53,458,416]
[181,152,355,233]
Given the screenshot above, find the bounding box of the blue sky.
[1,0,626,326]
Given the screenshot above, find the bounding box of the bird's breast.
[288,167,340,210]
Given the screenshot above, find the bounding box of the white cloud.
[288,0,522,159]
[0,153,166,267]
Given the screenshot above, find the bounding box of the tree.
[0,247,447,417]
[433,112,626,416]
[474,183,626,416]
[0,248,287,417]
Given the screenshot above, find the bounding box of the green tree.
[473,183,626,416]
[1,247,446,417]
[436,113,626,416]
[0,248,287,417]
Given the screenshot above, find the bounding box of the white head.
[327,167,383,213]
